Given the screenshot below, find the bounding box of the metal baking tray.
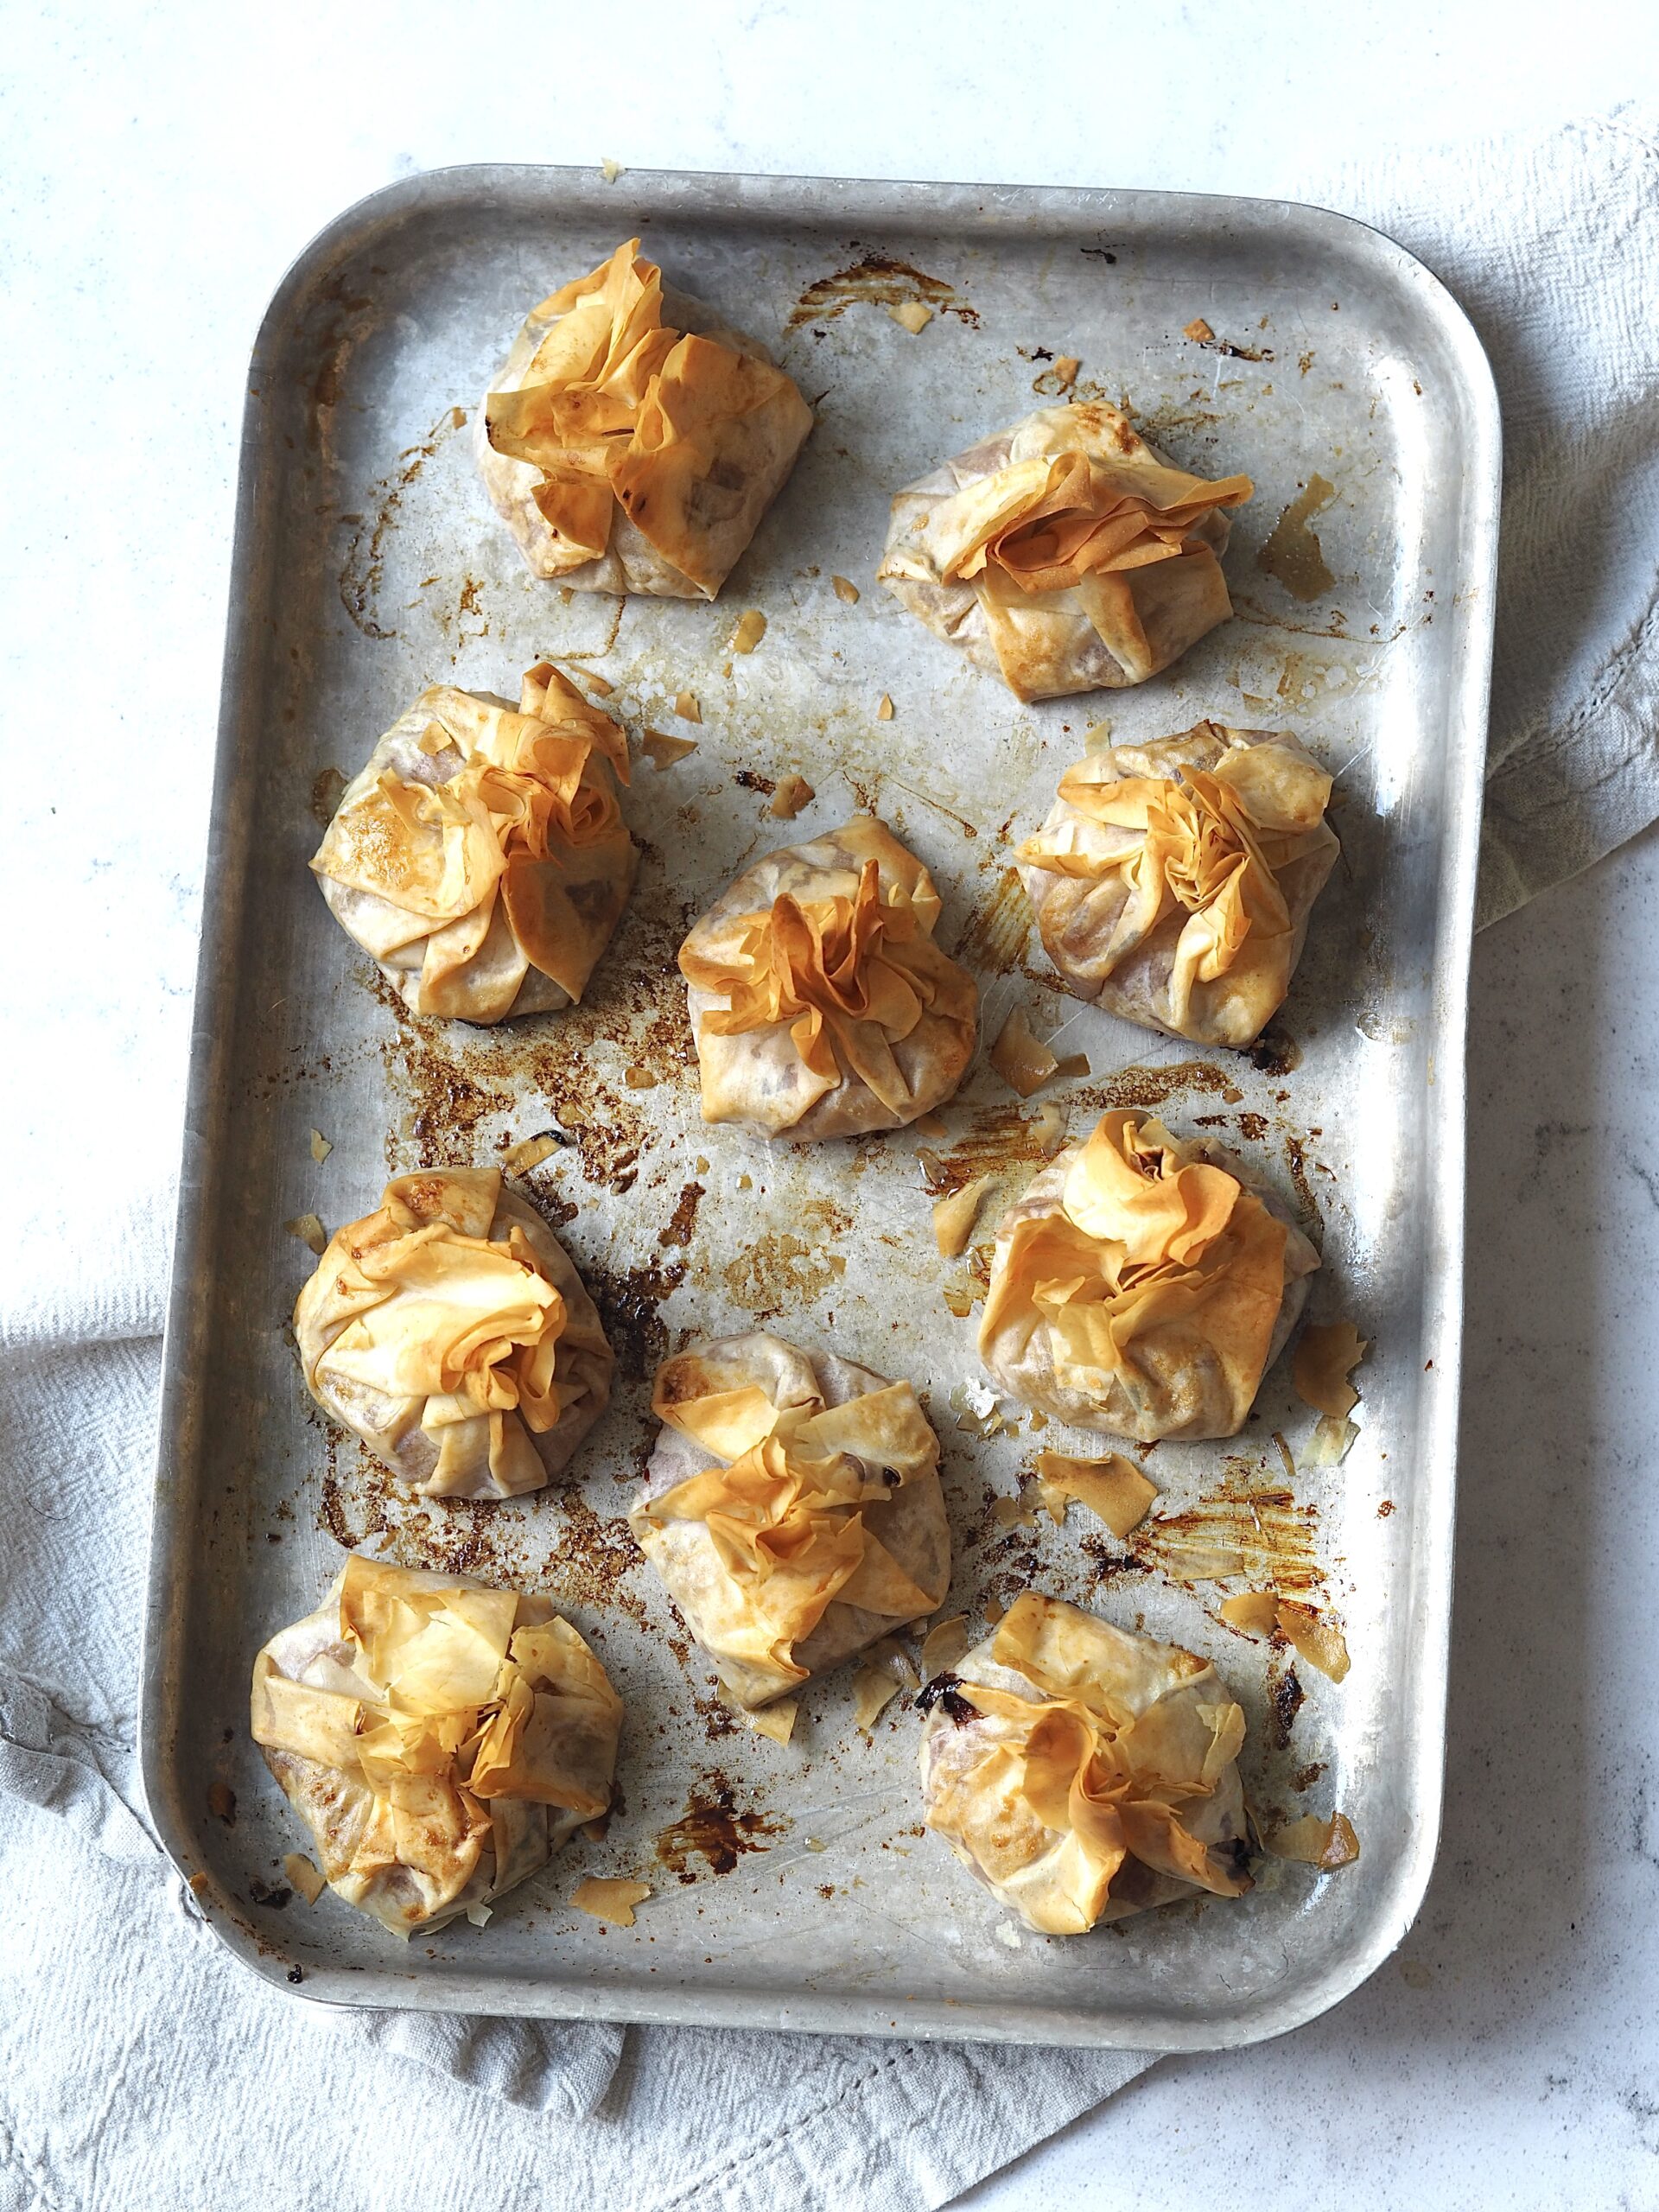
[141,164,1498,2049]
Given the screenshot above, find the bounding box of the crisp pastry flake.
[293,1166,613,1497]
[478,238,813,599]
[678,817,979,1141]
[1017,723,1339,1048]
[878,403,1252,700]
[979,1110,1319,1441]
[250,1554,622,1938]
[311,662,636,1025]
[918,1592,1252,1934]
[631,1333,950,1707]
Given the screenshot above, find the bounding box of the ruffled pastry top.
[311,662,636,1024]
[294,1166,613,1498]
[1017,724,1338,1046]
[678,817,979,1140]
[878,403,1252,700]
[978,1111,1318,1441]
[251,1554,622,1936]
[632,1333,950,1707]
[918,1591,1252,1934]
[479,238,814,597]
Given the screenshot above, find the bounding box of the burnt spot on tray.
[1268,1662,1306,1750]
[249,1878,292,1910]
[785,253,978,334]
[308,766,346,827]
[1074,1060,1238,1117]
[658,1181,705,1249]
[1281,1130,1323,1231]
[1246,1029,1301,1077]
[734,768,777,797]
[587,1257,686,1375]
[655,1777,785,1881]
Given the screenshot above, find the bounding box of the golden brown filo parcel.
[1017,722,1339,1048]
[876,402,1252,700]
[477,237,814,598]
[251,1554,622,1938]
[294,1166,613,1498]
[310,661,636,1025]
[980,1110,1319,1442]
[677,816,979,1140]
[631,1332,950,1709]
[918,1591,1251,1934]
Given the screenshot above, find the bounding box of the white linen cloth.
[3,105,1656,2212]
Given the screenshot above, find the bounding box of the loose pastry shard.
[1017,723,1339,1047]
[477,238,814,598]
[310,662,636,1025]
[877,402,1252,700]
[294,1166,613,1498]
[918,1591,1252,1934]
[631,1332,950,1708]
[677,817,979,1140]
[251,1554,622,1937]
[979,1110,1319,1441]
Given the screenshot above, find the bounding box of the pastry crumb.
[571,1876,652,1926]
[1294,1320,1367,1417]
[920,1616,970,1674]
[1033,1450,1157,1537]
[674,691,702,723]
[853,1664,900,1731]
[1217,1592,1281,1634]
[308,1128,332,1164]
[1052,355,1081,389]
[932,1175,993,1258]
[746,1699,798,1745]
[502,1132,563,1173]
[282,1853,324,1904]
[599,157,625,184]
[1184,316,1216,342]
[642,728,699,769]
[624,1065,658,1090]
[769,773,815,819]
[831,575,861,603]
[1268,1812,1360,1871]
[989,1006,1058,1098]
[731,610,767,654]
[887,301,933,334]
[284,1213,327,1255]
[876,693,894,721]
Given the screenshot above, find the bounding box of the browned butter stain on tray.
[656,1777,786,1881]
[953,868,1034,976]
[1255,474,1338,604]
[785,253,979,334]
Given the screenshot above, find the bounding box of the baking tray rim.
[138,160,1500,2050]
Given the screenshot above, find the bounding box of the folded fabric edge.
[645,2036,1155,2212]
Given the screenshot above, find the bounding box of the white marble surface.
[6,3,1659,2204]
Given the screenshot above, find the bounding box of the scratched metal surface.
[140,167,1498,2047]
